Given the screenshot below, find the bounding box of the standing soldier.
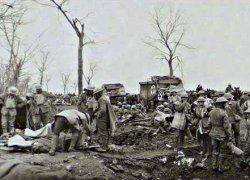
[224,93,243,148]
[94,88,116,152]
[194,97,211,155]
[208,97,232,173]
[34,85,54,130]
[180,93,194,141]
[77,86,95,121]
[0,86,26,135]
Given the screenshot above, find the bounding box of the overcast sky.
[5,0,250,93]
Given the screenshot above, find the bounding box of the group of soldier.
[1,84,250,173]
[140,89,250,173]
[0,84,115,155]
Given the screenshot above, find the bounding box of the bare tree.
[34,0,94,95]
[145,9,193,76]
[36,50,51,87]
[71,80,77,94]
[45,75,51,92]
[0,5,39,87]
[0,63,8,93]
[83,62,97,85]
[61,72,71,95]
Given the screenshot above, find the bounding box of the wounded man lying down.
[49,109,91,156]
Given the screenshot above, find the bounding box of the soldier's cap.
[216,97,228,103]
[181,92,188,98]
[223,93,234,100]
[35,85,42,90]
[197,97,206,102]
[84,85,95,91]
[244,107,250,114]
[94,88,104,95]
[117,102,122,106]
[198,90,205,95]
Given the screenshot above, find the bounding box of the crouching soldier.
[208,97,232,173]
[0,86,26,135]
[49,109,91,156]
[94,88,116,152]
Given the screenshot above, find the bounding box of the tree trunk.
[78,34,83,95]
[168,60,174,77]
[40,74,43,87]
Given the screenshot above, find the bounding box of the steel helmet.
[94,88,104,95]
[198,90,205,95]
[26,93,34,98]
[7,86,19,95]
[197,97,206,102]
[131,105,136,109]
[84,85,95,91]
[216,97,228,103]
[223,93,233,100]
[181,93,188,98]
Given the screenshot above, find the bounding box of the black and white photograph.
[0,0,249,179]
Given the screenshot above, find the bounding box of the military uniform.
[0,92,25,134]
[49,109,91,156]
[225,100,243,147]
[194,105,211,155]
[208,100,232,172]
[94,89,116,151]
[34,91,53,129]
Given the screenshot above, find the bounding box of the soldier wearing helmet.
[0,86,26,135]
[33,85,54,130]
[208,97,232,173]
[93,88,116,152]
[77,85,95,122]
[224,93,243,148]
[193,96,211,155]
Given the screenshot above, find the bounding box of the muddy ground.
[0,106,249,179]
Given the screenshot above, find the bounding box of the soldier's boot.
[218,155,229,173]
[49,135,59,156]
[212,154,218,171]
[68,133,78,152]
